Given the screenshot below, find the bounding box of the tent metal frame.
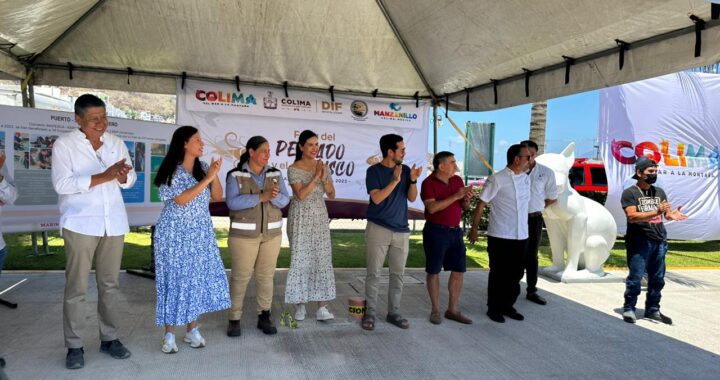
[1,2,718,105]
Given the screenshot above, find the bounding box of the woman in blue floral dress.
[153,126,230,354]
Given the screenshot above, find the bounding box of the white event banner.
[0,105,176,233]
[177,79,430,217]
[599,72,720,240]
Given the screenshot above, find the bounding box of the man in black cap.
[620,156,686,324]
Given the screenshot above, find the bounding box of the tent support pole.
[375,0,437,100]
[20,69,34,108]
[433,104,438,155]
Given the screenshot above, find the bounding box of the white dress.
[284,166,336,304]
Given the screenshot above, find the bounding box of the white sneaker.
[161,333,178,354]
[294,304,306,321]
[183,328,206,348]
[316,306,335,321]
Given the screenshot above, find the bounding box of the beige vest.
[228,169,283,238]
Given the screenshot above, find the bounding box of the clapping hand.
[393,164,402,183]
[657,200,671,215]
[666,205,688,221]
[314,160,326,181]
[463,186,475,202]
[262,180,280,202]
[410,164,422,181]
[454,186,467,201]
[208,156,223,178]
[106,158,132,183]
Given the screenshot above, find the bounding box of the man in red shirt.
[421,151,474,325]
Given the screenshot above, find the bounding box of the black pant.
[487,236,528,314]
[524,213,544,294]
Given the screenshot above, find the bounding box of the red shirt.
[420,172,464,227]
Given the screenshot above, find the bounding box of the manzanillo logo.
[374,103,417,121]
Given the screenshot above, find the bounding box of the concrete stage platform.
[1,269,719,379]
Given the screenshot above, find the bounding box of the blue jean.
[0,247,6,276]
[623,235,668,314]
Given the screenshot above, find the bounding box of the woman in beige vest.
[225,136,290,336]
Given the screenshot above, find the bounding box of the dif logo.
[322,101,342,112]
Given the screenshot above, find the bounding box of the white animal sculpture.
[535,143,616,281]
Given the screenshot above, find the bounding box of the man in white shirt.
[469,144,531,323]
[0,151,18,378]
[520,140,557,305]
[52,94,135,370]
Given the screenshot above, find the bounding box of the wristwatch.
[409,179,417,184]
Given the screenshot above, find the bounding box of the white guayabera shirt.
[480,167,531,240]
[528,163,558,214]
[51,129,136,237]
[0,164,18,250]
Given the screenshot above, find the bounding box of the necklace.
[634,184,651,197]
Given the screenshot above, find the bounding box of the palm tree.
[529,101,547,154]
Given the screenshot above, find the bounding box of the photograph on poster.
[14,151,29,169]
[151,143,166,156]
[135,142,146,172]
[30,134,58,150]
[14,132,29,151]
[29,148,52,170]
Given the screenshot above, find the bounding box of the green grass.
[3,229,719,270]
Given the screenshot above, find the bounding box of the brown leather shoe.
[444,310,473,324]
[429,311,442,325]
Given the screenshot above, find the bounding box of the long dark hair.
[295,130,318,162]
[228,135,268,178]
[154,126,206,187]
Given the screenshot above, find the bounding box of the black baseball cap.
[632,156,658,179]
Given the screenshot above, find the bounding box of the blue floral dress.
[154,163,230,326]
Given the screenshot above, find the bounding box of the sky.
[428,89,600,171]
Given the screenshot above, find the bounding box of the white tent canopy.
[1,0,719,111]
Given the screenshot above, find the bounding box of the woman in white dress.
[284,130,337,321]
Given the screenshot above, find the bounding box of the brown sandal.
[361,314,375,331]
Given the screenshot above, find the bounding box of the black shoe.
[100,339,131,359]
[65,348,84,369]
[503,309,525,321]
[486,311,505,323]
[644,311,673,325]
[0,357,5,368]
[257,310,277,335]
[526,292,547,305]
[227,320,242,337]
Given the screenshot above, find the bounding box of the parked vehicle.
[569,158,608,193]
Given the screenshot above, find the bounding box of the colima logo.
[612,139,720,168]
[195,90,257,105]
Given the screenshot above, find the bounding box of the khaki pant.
[62,229,124,348]
[364,222,409,316]
[228,234,281,320]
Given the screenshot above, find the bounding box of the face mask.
[644,173,657,184]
